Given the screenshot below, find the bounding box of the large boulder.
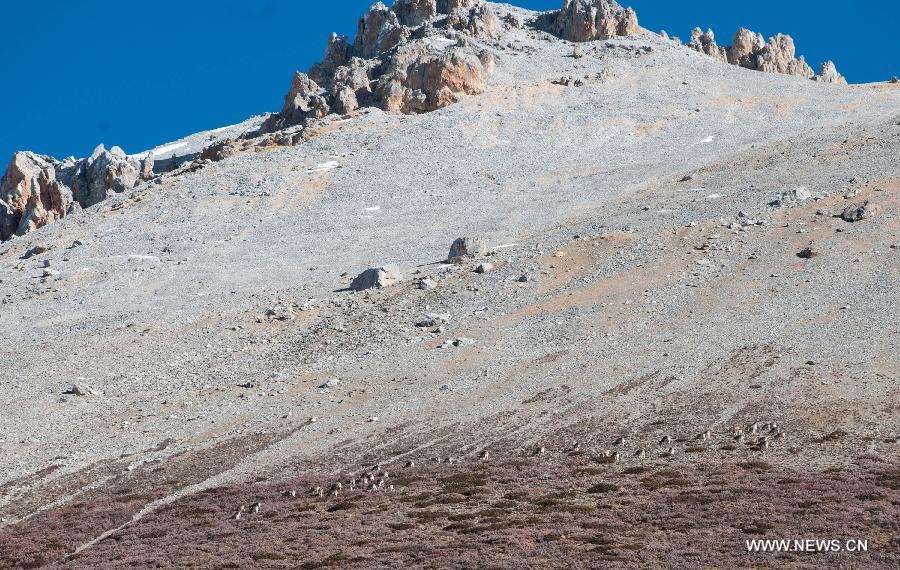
[551,0,639,42]
[447,236,488,263]
[350,264,403,291]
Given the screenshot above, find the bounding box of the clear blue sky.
[1,1,896,161]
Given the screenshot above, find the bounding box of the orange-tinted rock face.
[378,46,492,114]
[1,145,148,241]
[0,152,72,240]
[261,0,500,134]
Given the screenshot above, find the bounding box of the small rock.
[266,306,295,321]
[442,337,476,348]
[796,247,816,259]
[419,278,438,290]
[416,313,451,328]
[65,383,95,396]
[794,187,812,201]
[350,264,403,291]
[516,274,530,283]
[320,378,340,389]
[474,262,494,274]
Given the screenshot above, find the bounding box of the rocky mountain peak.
[0,1,860,242]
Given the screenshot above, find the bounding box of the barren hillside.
[1,1,898,568]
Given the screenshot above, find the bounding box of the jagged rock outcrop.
[260,0,500,134]
[726,28,764,67]
[72,145,144,208]
[548,0,639,43]
[200,140,243,162]
[309,33,352,86]
[447,2,500,38]
[688,28,727,63]
[814,61,847,84]
[330,59,379,114]
[393,0,438,27]
[753,34,813,78]
[260,72,332,133]
[378,44,493,114]
[354,2,411,59]
[689,26,845,84]
[0,145,151,241]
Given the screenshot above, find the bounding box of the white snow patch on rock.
[309,161,341,173]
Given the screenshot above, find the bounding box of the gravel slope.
[1,3,898,567]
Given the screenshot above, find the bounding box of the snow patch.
[427,37,457,50]
[308,161,341,173]
[208,124,239,134]
[130,141,188,160]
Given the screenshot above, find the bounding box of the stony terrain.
[0,1,898,567]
